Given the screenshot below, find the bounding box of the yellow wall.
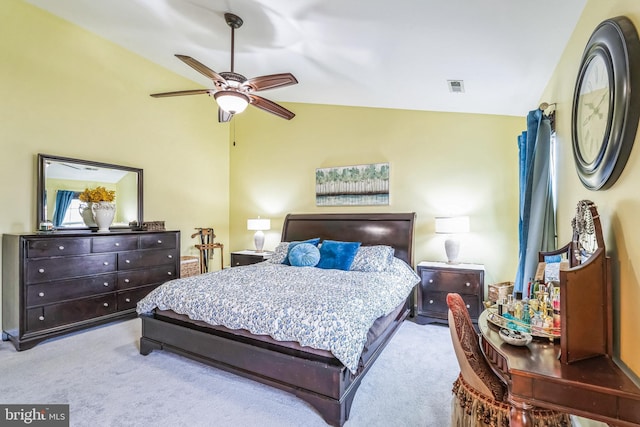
[8,0,636,382]
[230,103,523,285]
[540,0,640,374]
[0,0,231,323]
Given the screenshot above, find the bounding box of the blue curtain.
[514,109,556,294]
[52,190,75,227]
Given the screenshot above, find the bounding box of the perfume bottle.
[514,291,524,320]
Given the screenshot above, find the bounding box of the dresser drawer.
[26,253,117,284]
[117,265,176,290]
[27,238,91,258]
[92,235,138,253]
[421,291,480,320]
[26,274,117,307]
[117,284,160,310]
[26,294,117,332]
[232,254,261,266]
[419,269,481,294]
[118,249,177,270]
[139,233,177,250]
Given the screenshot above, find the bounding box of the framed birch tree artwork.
[315,163,389,206]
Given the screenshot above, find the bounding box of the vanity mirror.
[37,154,143,230]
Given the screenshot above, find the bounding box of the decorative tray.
[499,328,532,346]
[486,306,560,341]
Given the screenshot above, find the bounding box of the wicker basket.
[488,281,514,302]
[180,256,200,277]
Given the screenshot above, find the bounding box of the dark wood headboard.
[281,213,416,267]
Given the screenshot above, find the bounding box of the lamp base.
[253,230,265,252]
[444,237,461,264]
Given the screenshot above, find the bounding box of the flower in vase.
[79,186,115,203]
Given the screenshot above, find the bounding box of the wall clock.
[571,16,640,190]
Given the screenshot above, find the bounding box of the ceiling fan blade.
[150,89,211,98]
[243,73,298,92]
[248,95,295,120]
[175,54,227,86]
[218,109,233,123]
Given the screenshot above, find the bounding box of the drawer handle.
[466,304,471,309]
[466,282,471,287]
[58,245,64,250]
[167,272,172,276]
[103,261,109,266]
[157,240,163,244]
[103,303,109,307]
[38,292,45,297]
[115,242,120,247]
[125,259,131,263]
[429,299,434,304]
[168,254,173,259]
[38,268,45,273]
[125,298,131,303]
[124,279,130,283]
[39,315,45,321]
[103,282,109,287]
[428,279,433,283]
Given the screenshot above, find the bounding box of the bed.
[137,212,417,426]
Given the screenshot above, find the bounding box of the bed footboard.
[139,301,410,427]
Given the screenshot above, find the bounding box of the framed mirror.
[37,154,143,230]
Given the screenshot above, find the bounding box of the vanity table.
[478,201,640,426]
[479,311,640,426]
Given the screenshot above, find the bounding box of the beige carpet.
[0,319,458,426]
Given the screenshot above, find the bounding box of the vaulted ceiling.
[25,0,587,117]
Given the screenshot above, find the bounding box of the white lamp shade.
[214,91,249,114]
[247,218,271,231]
[435,216,470,234]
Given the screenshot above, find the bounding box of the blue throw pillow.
[288,243,321,267]
[283,238,321,265]
[544,254,562,263]
[317,240,361,271]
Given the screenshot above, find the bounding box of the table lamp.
[247,217,271,252]
[435,216,469,264]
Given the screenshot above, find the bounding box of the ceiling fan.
[150,12,298,122]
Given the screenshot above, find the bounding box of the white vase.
[91,202,116,232]
[79,203,97,227]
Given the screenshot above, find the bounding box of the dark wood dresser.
[415,261,485,325]
[2,230,180,350]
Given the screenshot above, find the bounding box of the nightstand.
[415,261,485,326]
[230,250,273,267]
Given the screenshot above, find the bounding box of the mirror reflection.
[37,154,143,230]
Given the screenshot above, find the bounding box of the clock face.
[575,53,610,164]
[571,17,640,191]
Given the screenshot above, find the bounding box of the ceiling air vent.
[447,80,465,93]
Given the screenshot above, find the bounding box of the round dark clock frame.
[571,16,640,190]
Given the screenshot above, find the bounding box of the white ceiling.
[25,0,587,117]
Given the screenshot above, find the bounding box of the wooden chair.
[446,293,570,427]
[191,228,223,273]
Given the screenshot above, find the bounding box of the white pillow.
[267,242,290,264]
[350,245,395,272]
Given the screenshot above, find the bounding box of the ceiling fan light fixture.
[214,91,249,114]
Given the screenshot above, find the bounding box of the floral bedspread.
[137,258,419,373]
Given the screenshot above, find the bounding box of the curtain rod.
[539,102,556,113]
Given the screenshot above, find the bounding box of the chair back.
[446,293,506,401]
